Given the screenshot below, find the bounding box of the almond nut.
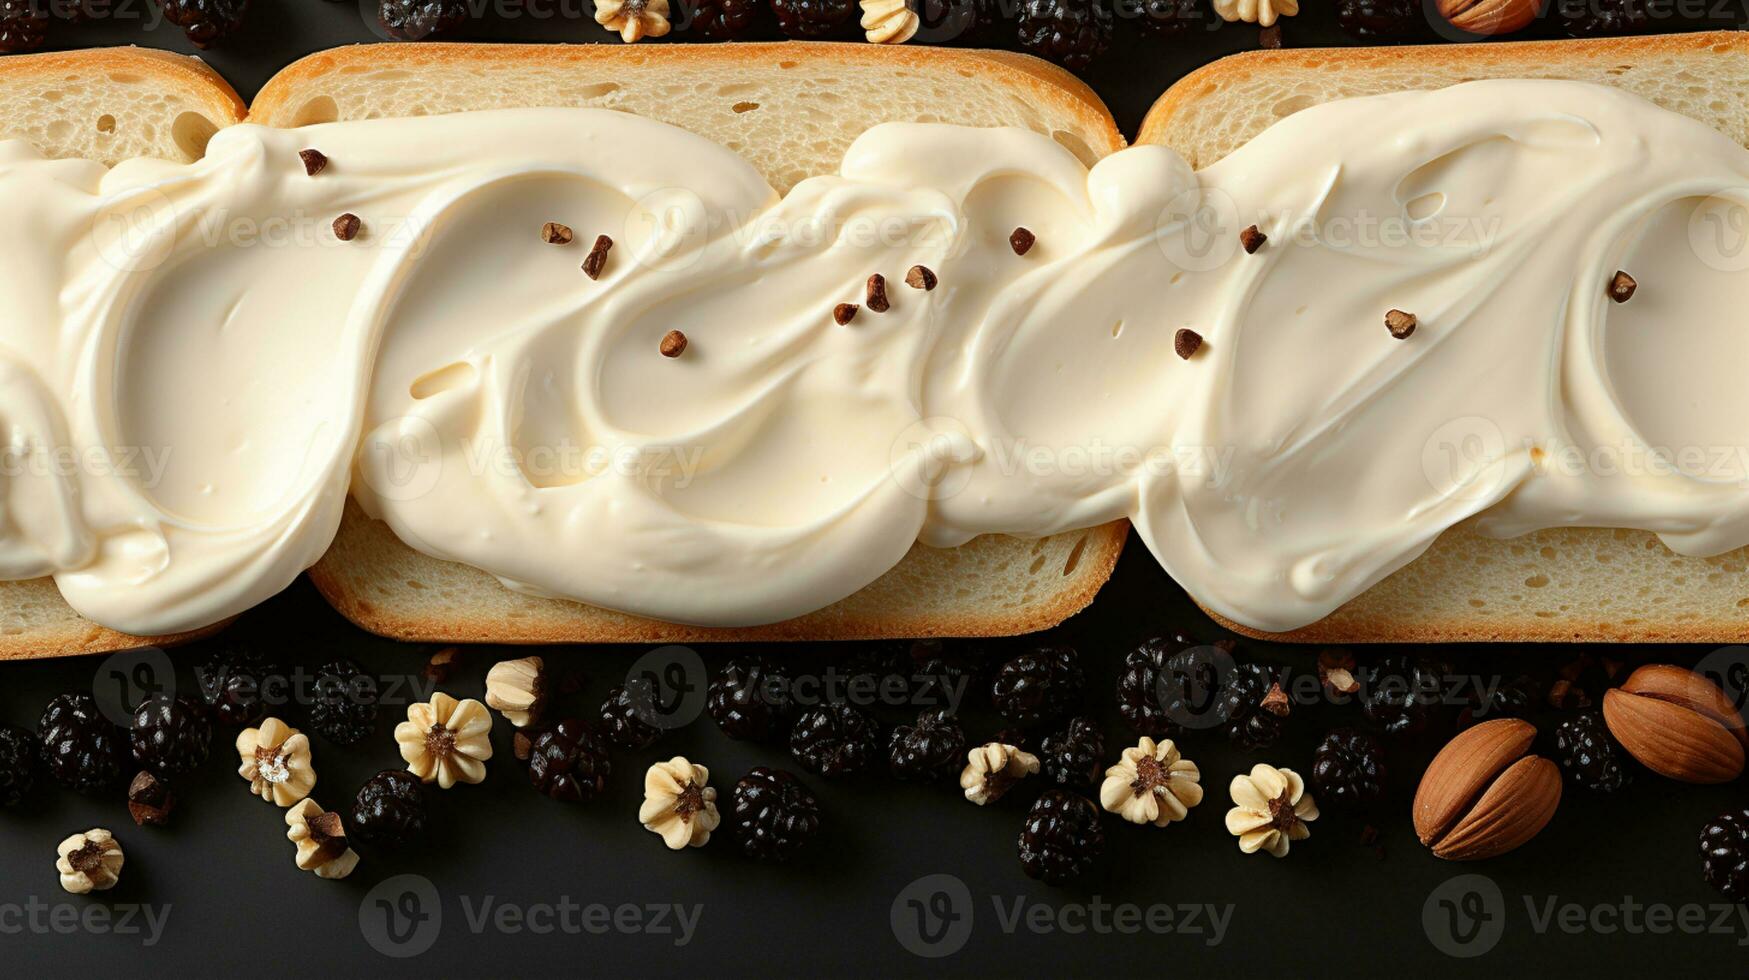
[1603,671,1745,785]
[1436,0,1539,35]
[1412,718,1561,860]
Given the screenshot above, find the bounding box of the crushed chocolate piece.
[1240,224,1267,254]
[298,149,328,177]
[332,213,361,242]
[1608,270,1636,303]
[866,274,890,313]
[127,771,174,826]
[1259,24,1282,49]
[1009,227,1035,256]
[583,235,614,280]
[833,303,859,326]
[423,647,459,683]
[905,265,937,291]
[659,330,688,358]
[1174,328,1202,360]
[541,222,574,245]
[1385,309,1417,339]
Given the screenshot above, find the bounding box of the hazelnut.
[396,692,494,788]
[1100,737,1203,828]
[236,717,316,806]
[286,799,360,880]
[960,742,1039,805]
[639,757,721,850]
[485,656,547,728]
[56,829,124,894]
[1225,763,1318,857]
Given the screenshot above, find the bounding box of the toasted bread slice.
[0,47,245,660]
[251,43,1131,644]
[1139,31,1749,642]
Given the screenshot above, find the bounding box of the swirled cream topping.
[0,80,1745,636]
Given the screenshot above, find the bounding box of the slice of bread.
[1138,31,1749,642]
[253,42,1131,644]
[0,47,245,660]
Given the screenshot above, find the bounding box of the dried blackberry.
[155,0,248,47]
[350,769,429,852]
[1016,0,1111,72]
[1555,0,1647,36]
[888,709,966,782]
[529,720,613,803]
[130,695,214,781]
[39,693,126,795]
[1552,712,1629,794]
[196,647,283,727]
[1309,728,1386,812]
[1114,632,1196,736]
[991,645,1084,727]
[379,0,467,40]
[731,766,821,862]
[707,657,797,742]
[686,0,769,37]
[0,0,48,53]
[1360,655,1453,738]
[1018,789,1105,884]
[1039,716,1104,790]
[0,725,38,807]
[1473,674,1542,722]
[1699,809,1749,903]
[306,659,378,746]
[1334,0,1423,38]
[1135,0,1200,38]
[768,0,856,37]
[790,703,881,778]
[1223,661,1289,750]
[599,685,663,750]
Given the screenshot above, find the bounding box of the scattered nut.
[485,656,547,728]
[298,149,328,176]
[286,799,359,880]
[1413,718,1561,860]
[424,647,460,683]
[1608,270,1637,303]
[56,829,123,894]
[860,0,919,43]
[583,235,614,280]
[541,222,574,245]
[639,757,721,850]
[1099,737,1203,827]
[660,330,689,358]
[1318,649,1360,696]
[1174,328,1202,360]
[904,265,937,291]
[594,0,671,42]
[127,771,174,827]
[236,717,317,807]
[332,213,361,242]
[1602,664,1746,784]
[960,742,1039,805]
[1213,0,1298,26]
[1436,0,1537,36]
[396,692,494,789]
[833,303,859,326]
[866,274,890,313]
[1225,763,1317,857]
[1239,224,1267,254]
[1385,309,1417,339]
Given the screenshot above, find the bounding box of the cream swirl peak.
[0,80,1745,636]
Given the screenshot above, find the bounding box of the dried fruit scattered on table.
[1039,716,1105,790]
[236,717,316,806]
[1553,0,1647,36]
[1019,789,1105,884]
[0,0,49,54]
[1472,674,1542,723]
[156,0,249,47]
[1698,809,1749,903]
[640,757,720,850]
[790,703,881,778]
[707,657,797,742]
[127,771,175,827]
[285,799,359,879]
[39,693,127,795]
[1016,0,1111,72]
[1333,0,1422,38]
[1360,655,1453,738]
[1413,718,1561,861]
[1224,662,1290,750]
[1602,664,1746,784]
[769,0,857,37]
[1552,712,1628,794]
[1309,728,1386,813]
[731,766,821,862]
[397,692,493,788]
[378,0,467,40]
[686,0,770,38]
[599,684,665,750]
[529,720,612,803]
[1434,0,1537,35]
[1099,737,1202,828]
[307,659,379,746]
[961,741,1040,805]
[485,656,546,728]
[992,645,1084,727]
[1137,0,1199,37]
[56,828,123,894]
[1225,763,1318,858]
[131,695,214,781]
[0,724,40,806]
[889,709,967,782]
[351,770,428,853]
[197,647,283,727]
[1114,632,1196,736]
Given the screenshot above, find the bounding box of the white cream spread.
[1,79,1745,636]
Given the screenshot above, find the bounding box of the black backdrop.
[3,5,1748,978]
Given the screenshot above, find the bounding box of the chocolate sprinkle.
[541,222,574,246]
[867,274,890,313]
[905,265,937,291]
[1240,225,1267,254]
[833,303,859,326]
[1009,227,1035,256]
[1385,309,1417,340]
[298,149,328,177]
[332,213,361,242]
[659,330,688,358]
[1608,270,1637,303]
[583,235,614,280]
[1174,328,1202,360]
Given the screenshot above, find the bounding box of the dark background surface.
[5,4,1749,978]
